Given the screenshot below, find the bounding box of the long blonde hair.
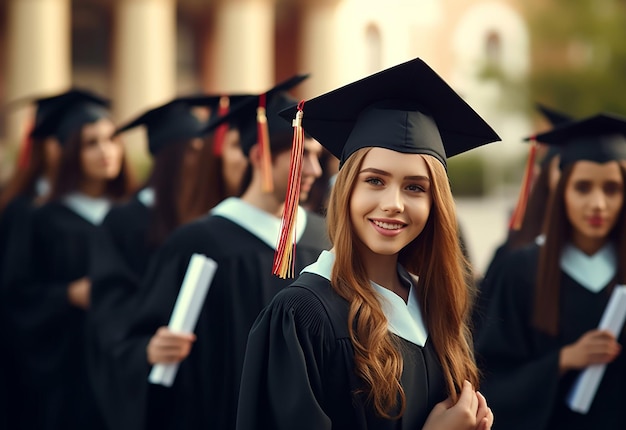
[326,148,478,418]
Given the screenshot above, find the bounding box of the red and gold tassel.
[257,93,273,193]
[509,139,538,230]
[212,95,230,156]
[273,100,306,279]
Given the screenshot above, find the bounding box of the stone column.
[298,0,340,96]
[5,0,71,152]
[112,0,176,159]
[210,0,275,93]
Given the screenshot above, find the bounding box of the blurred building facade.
[0,0,531,184]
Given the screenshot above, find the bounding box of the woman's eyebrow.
[359,167,430,181]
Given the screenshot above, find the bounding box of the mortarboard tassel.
[508,139,538,230]
[273,100,306,279]
[212,96,230,156]
[257,93,274,192]
[17,116,35,170]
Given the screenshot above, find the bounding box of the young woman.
[4,90,134,430]
[475,113,626,430]
[236,57,500,430]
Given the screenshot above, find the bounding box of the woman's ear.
[247,143,261,168]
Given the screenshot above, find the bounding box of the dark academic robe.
[0,194,40,430]
[475,243,626,430]
[87,191,155,349]
[85,193,156,430]
[237,263,447,429]
[108,200,329,430]
[98,191,154,279]
[472,241,510,334]
[6,198,109,430]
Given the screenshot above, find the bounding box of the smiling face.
[564,160,624,254]
[349,147,433,260]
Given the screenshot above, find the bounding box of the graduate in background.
[473,104,572,332]
[236,57,500,430]
[0,91,64,430]
[475,113,626,430]
[107,75,328,430]
[85,95,250,429]
[3,90,135,430]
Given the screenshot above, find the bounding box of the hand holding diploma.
[566,285,626,414]
[147,253,217,386]
[147,326,196,365]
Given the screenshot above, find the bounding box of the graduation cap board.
[199,74,310,157]
[532,113,626,169]
[279,57,500,170]
[31,88,110,147]
[272,57,501,278]
[115,96,214,155]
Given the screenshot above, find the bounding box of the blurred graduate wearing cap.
[108,74,328,430]
[476,113,626,430]
[474,103,574,333]
[236,57,500,430]
[0,90,70,430]
[2,89,135,430]
[83,94,249,430]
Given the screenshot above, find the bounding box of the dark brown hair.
[147,135,219,245]
[533,161,626,335]
[327,148,478,418]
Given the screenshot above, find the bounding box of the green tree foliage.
[525,0,626,116]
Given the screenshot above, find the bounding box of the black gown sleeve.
[237,285,335,430]
[475,246,561,430]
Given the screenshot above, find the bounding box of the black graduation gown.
[84,195,155,430]
[0,194,39,430]
[237,272,447,430]
[87,193,155,351]
[108,211,329,430]
[6,201,107,430]
[98,193,154,279]
[475,244,626,430]
[472,241,510,334]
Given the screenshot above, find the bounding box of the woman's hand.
[146,326,196,365]
[68,277,91,309]
[559,329,621,373]
[422,380,493,430]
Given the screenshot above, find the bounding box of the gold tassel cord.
[257,93,274,193]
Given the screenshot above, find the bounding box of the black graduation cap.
[201,74,310,156]
[33,88,110,146]
[528,103,574,168]
[532,113,626,169]
[536,103,572,128]
[114,95,234,155]
[29,91,75,139]
[278,58,500,169]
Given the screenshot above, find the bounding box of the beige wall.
[1,0,532,182]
